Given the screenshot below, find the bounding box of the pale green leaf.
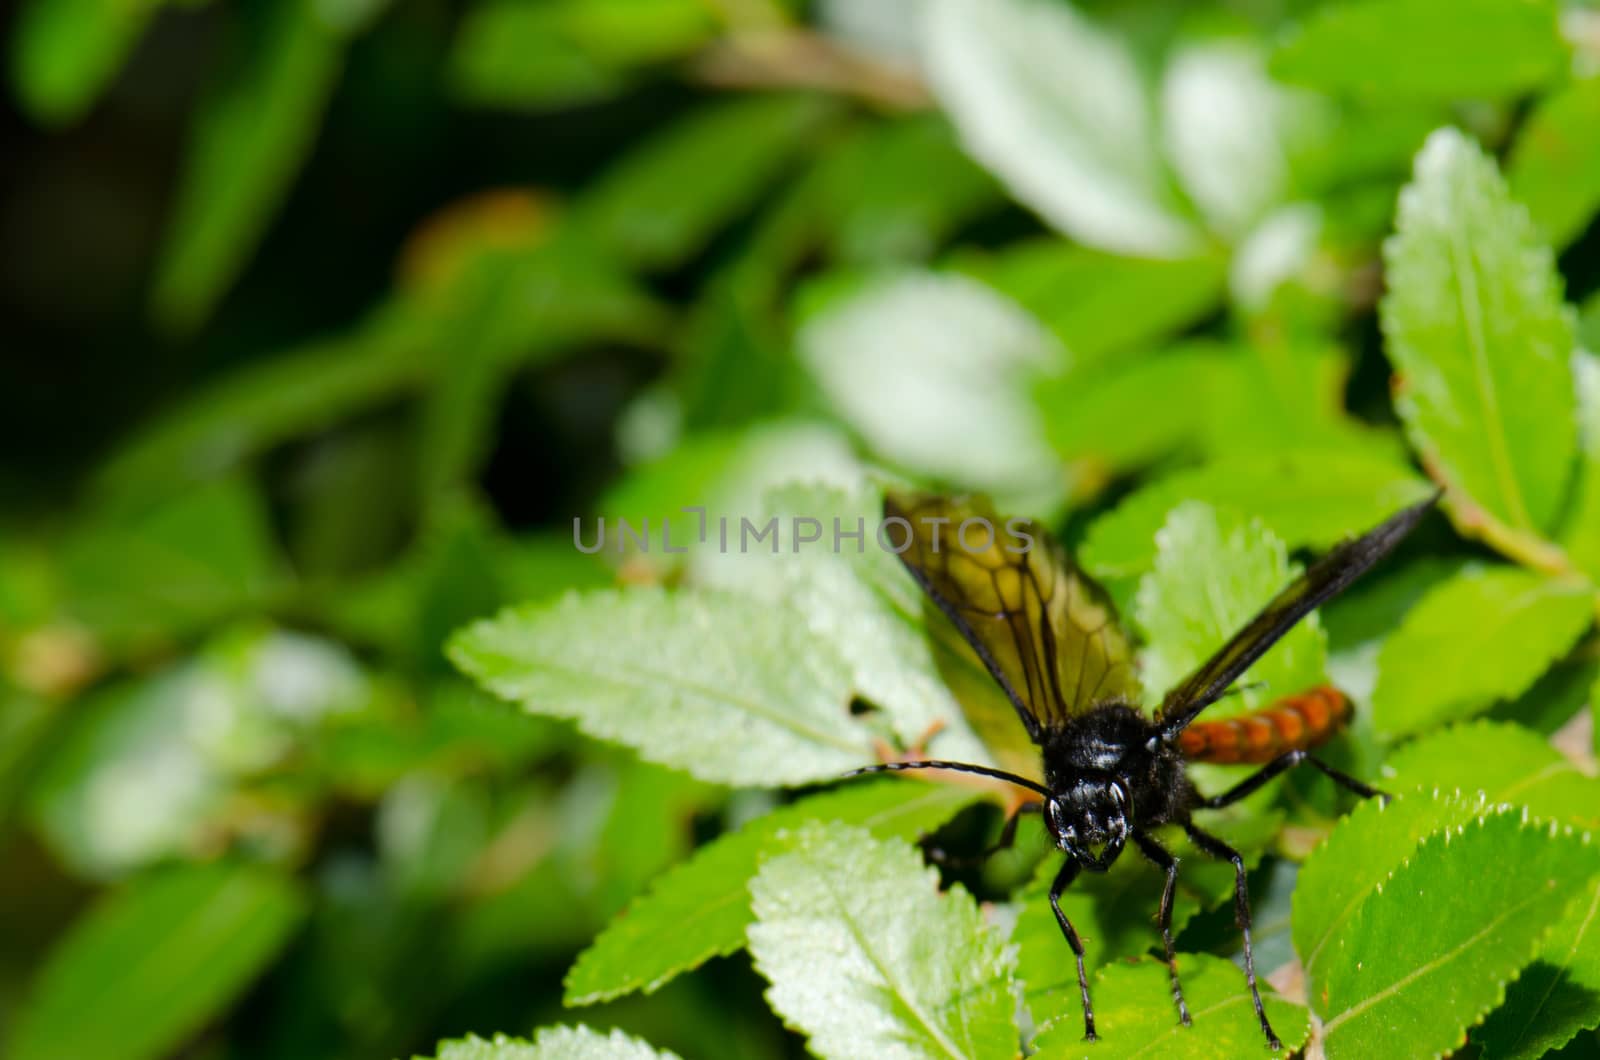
[747,823,1017,1060]
[1509,75,1600,250]
[956,242,1224,364]
[1272,0,1567,101]
[150,0,346,333]
[1382,720,1600,830]
[1135,502,1326,714]
[1371,566,1593,737]
[1560,352,1600,580]
[796,269,1065,505]
[1161,37,1313,238]
[576,96,837,271]
[448,587,874,786]
[422,1026,681,1060]
[8,863,306,1060]
[565,780,982,1005]
[1311,809,1599,1059]
[1030,954,1310,1059]
[1382,127,1576,536]
[922,0,1201,256]
[9,0,159,126]
[1081,451,1433,580]
[1475,874,1600,1060]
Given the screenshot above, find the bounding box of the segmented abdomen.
[1177,685,1350,764]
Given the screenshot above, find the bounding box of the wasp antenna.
[844,760,1053,798]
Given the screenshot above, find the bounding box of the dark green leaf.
[1382,128,1576,538]
[1475,874,1600,1060]
[748,823,1017,1060]
[8,862,306,1060]
[9,0,159,126]
[1272,0,1567,101]
[576,96,838,271]
[564,780,981,1005]
[1370,566,1593,737]
[1561,352,1600,580]
[150,0,346,333]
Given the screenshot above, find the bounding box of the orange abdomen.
[1177,686,1350,765]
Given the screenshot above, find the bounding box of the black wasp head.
[1045,775,1131,871]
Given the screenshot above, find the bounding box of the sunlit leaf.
[1030,954,1310,1058]
[1382,128,1576,538]
[1560,352,1600,581]
[1272,0,1567,101]
[422,1026,681,1060]
[1509,76,1600,250]
[1135,502,1325,715]
[8,863,306,1060]
[1370,566,1593,738]
[1080,451,1433,581]
[748,823,1016,1060]
[796,269,1065,505]
[565,780,981,1005]
[1308,808,1598,1059]
[957,242,1224,364]
[1475,874,1600,1060]
[923,0,1201,256]
[449,587,874,786]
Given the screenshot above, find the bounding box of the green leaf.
[1382,128,1577,538]
[817,115,1002,264]
[796,269,1065,504]
[448,0,713,110]
[1561,352,1600,580]
[1309,808,1599,1059]
[575,96,836,271]
[956,242,1225,365]
[747,823,1017,1060]
[448,587,874,786]
[8,862,306,1060]
[1509,76,1600,250]
[422,1026,681,1060]
[1271,0,1567,102]
[60,478,283,653]
[9,0,159,126]
[1382,720,1600,829]
[564,780,982,1005]
[1371,566,1593,738]
[1081,450,1433,580]
[1135,502,1325,713]
[923,0,1200,256]
[1029,954,1310,1058]
[1475,874,1600,1060]
[1013,811,1281,1021]
[150,0,346,333]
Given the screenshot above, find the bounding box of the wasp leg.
[1182,821,1281,1051]
[1198,749,1384,809]
[925,801,1040,868]
[1049,858,1097,1041]
[1132,831,1190,1028]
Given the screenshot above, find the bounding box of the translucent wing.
[885,491,1141,746]
[1158,491,1439,739]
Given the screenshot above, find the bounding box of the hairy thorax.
[1040,703,1195,832]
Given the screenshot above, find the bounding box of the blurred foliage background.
[7,0,1600,1057]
